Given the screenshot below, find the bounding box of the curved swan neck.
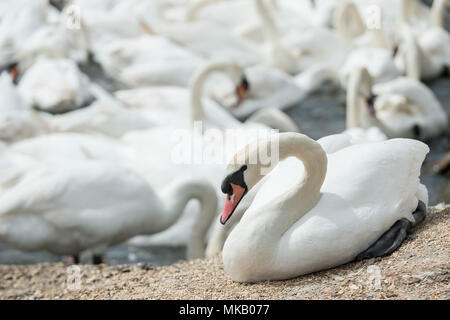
[244,133,327,235]
[189,61,239,125]
[160,177,218,259]
[430,0,446,28]
[277,133,327,205]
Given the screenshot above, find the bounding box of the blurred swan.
[48,84,154,138]
[0,160,217,262]
[0,0,59,69]
[152,16,261,66]
[0,72,49,143]
[93,34,204,88]
[212,63,339,119]
[338,6,404,86]
[115,61,255,129]
[17,57,94,113]
[349,66,447,140]
[398,0,450,80]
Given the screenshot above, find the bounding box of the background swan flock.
[0,0,449,282]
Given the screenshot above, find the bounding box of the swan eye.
[240,75,249,91]
[412,124,421,138]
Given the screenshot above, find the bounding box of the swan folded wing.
[276,139,429,275]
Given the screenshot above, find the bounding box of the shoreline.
[0,205,448,300]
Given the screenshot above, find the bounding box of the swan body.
[220,132,429,282]
[372,77,448,139]
[17,57,93,112]
[48,85,155,138]
[153,20,261,66]
[0,160,217,259]
[347,66,447,140]
[0,0,58,68]
[398,0,450,80]
[340,47,401,86]
[115,86,243,129]
[94,35,204,87]
[0,72,49,142]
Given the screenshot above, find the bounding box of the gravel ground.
[0,205,448,300]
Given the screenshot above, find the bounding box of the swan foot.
[92,254,103,264]
[411,200,426,227]
[354,219,410,261]
[355,201,427,261]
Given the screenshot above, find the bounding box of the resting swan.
[219,132,429,282]
[0,160,217,262]
[17,57,94,113]
[397,0,450,80]
[347,66,447,140]
[0,72,49,142]
[115,60,298,131]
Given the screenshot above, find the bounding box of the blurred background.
[0,0,448,266]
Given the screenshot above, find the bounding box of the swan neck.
[161,178,217,259]
[399,25,421,80]
[247,133,327,236]
[430,0,446,28]
[190,62,235,124]
[278,134,327,205]
[346,70,364,128]
[254,0,279,41]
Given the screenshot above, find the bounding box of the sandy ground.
[0,205,448,300]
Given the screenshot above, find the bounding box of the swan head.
[235,74,250,106]
[220,136,278,224]
[6,62,19,84]
[220,164,248,224]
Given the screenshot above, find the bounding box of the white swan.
[151,17,261,66]
[219,132,429,282]
[17,57,94,113]
[114,61,255,129]
[398,0,450,80]
[48,84,155,138]
[93,34,204,88]
[211,63,339,119]
[204,129,384,258]
[0,0,59,68]
[0,160,218,261]
[347,66,447,140]
[0,72,49,142]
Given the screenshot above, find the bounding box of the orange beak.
[10,65,18,84]
[220,183,246,224]
[235,84,246,107]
